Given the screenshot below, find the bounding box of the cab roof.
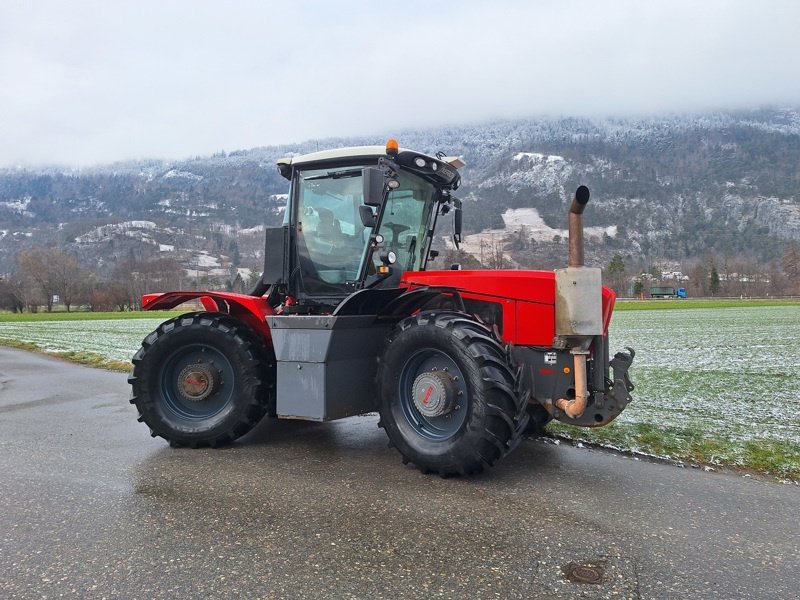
[277,145,465,172]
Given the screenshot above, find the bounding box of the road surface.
[1,347,798,599]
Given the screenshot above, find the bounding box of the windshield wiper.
[304,169,362,181]
[406,236,417,271]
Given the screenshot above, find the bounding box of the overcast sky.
[1,0,799,167]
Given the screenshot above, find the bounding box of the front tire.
[377,311,528,476]
[129,313,274,448]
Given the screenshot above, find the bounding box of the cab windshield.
[373,171,439,277]
[294,166,439,296]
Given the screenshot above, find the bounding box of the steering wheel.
[383,222,410,245]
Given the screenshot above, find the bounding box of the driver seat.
[316,207,341,241]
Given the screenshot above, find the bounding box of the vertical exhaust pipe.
[568,185,590,267]
[555,185,599,420]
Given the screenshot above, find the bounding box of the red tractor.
[129,140,635,476]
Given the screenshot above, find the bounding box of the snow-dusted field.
[1,306,798,448]
[0,318,165,362]
[609,306,800,446]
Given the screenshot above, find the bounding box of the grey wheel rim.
[397,348,469,440]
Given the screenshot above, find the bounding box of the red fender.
[141,291,275,340]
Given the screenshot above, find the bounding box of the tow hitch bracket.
[609,347,635,407]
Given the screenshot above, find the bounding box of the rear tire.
[377,311,528,476]
[128,313,274,448]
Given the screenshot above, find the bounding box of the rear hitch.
[608,346,635,406]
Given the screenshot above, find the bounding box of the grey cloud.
[1,0,799,166]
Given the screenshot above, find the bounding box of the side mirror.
[359,205,377,228]
[363,167,386,207]
[453,204,463,248]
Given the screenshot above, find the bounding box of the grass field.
[1,303,798,480]
[0,316,176,370]
[551,304,800,480]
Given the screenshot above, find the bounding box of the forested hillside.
[1,107,798,307]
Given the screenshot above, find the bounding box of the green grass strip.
[0,338,132,372]
[547,421,800,481]
[615,298,800,311]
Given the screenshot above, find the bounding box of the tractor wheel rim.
[160,344,235,420]
[398,348,468,440]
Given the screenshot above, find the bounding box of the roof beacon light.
[386,139,399,157]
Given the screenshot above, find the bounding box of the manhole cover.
[562,560,606,585]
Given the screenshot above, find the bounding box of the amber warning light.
[385,138,399,156]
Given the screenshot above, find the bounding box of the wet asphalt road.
[0,347,798,599]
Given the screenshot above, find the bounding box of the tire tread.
[128,312,275,448]
[377,310,529,476]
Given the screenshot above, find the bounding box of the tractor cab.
[264,141,464,312]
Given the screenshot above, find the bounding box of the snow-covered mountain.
[1,107,798,279]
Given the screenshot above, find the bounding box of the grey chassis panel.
[268,315,392,421]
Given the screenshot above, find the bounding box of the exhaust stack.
[568,185,590,267]
[554,186,603,419]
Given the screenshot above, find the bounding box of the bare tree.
[87,281,129,311]
[781,242,800,294]
[15,248,88,312]
[50,251,89,311]
[688,260,709,297]
[0,277,25,313]
[480,235,507,270]
[766,261,787,296]
[16,249,59,311]
[114,257,184,309]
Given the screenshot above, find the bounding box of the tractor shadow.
[133,413,621,505]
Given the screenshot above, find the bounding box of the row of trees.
[603,241,799,298]
[0,248,190,312]
[2,240,798,313]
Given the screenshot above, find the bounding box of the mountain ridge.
[1,107,798,283]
